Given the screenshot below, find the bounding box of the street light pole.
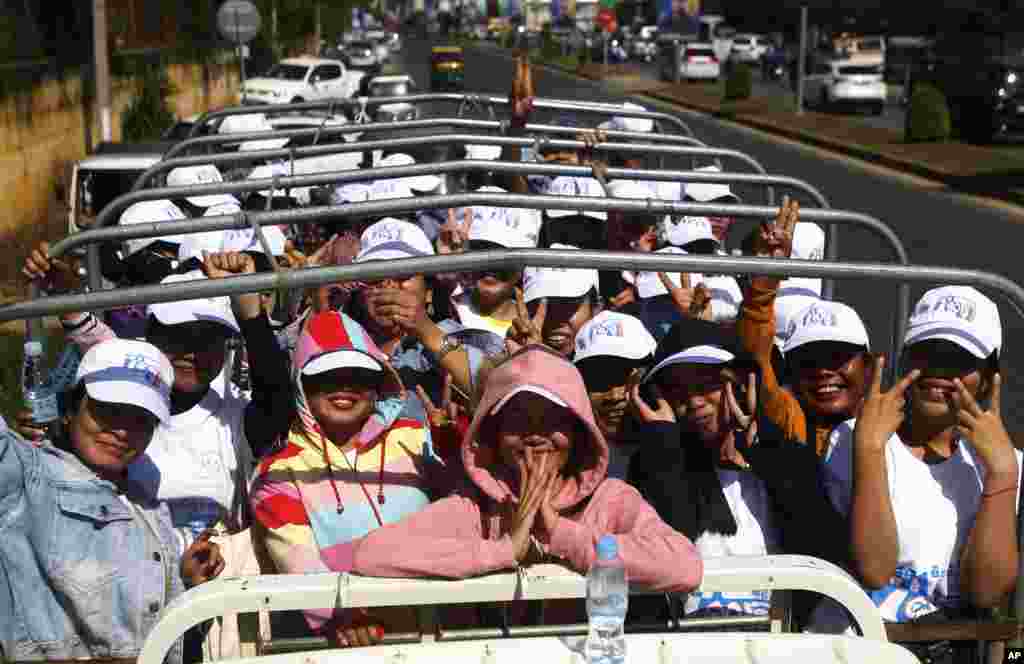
[92,0,112,143]
[796,5,807,116]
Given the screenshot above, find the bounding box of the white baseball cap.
[356,218,436,262]
[331,183,372,205]
[597,102,655,133]
[666,216,718,248]
[238,137,291,151]
[75,339,174,422]
[302,350,383,376]
[904,286,1002,359]
[574,311,656,364]
[522,244,599,302]
[146,271,241,334]
[219,113,271,134]
[378,152,442,192]
[247,161,295,198]
[369,177,415,201]
[468,187,540,249]
[783,300,870,355]
[608,180,653,200]
[683,166,740,203]
[644,344,737,384]
[167,165,239,208]
[634,247,704,299]
[465,144,502,160]
[177,225,287,262]
[120,200,189,256]
[545,176,607,220]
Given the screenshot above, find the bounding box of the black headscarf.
[642,318,763,539]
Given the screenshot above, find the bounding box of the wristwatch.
[436,336,464,362]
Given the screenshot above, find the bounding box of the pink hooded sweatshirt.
[352,346,703,592]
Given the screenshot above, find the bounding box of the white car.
[241,57,365,105]
[367,75,420,123]
[805,54,887,115]
[664,42,720,82]
[730,33,771,64]
[343,40,379,69]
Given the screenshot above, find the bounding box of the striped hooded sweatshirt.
[352,345,703,593]
[250,312,436,632]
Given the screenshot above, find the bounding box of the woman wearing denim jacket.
[0,339,224,663]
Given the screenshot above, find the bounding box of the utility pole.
[271,0,278,59]
[92,0,112,143]
[796,5,807,116]
[314,2,322,54]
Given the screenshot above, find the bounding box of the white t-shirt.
[127,388,253,553]
[810,419,1022,631]
[685,469,779,616]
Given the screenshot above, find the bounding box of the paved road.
[391,38,1024,434]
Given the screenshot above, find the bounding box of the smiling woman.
[0,339,225,663]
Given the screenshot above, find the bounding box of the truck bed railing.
[185,94,696,139]
[135,556,886,664]
[165,118,707,162]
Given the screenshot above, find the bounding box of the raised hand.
[951,374,1018,476]
[23,241,81,293]
[180,530,226,588]
[510,450,556,562]
[630,382,675,424]
[723,371,758,446]
[506,287,546,351]
[415,374,461,430]
[658,272,711,320]
[854,355,920,454]
[753,195,800,260]
[364,285,431,336]
[201,251,256,279]
[437,208,470,256]
[510,53,535,128]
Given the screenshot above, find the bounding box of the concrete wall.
[0,61,239,297]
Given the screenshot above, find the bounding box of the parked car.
[662,41,720,82]
[343,41,380,69]
[909,26,1024,142]
[804,53,886,115]
[241,57,365,104]
[730,33,772,64]
[366,75,420,123]
[365,31,391,63]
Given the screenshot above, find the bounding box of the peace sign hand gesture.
[506,287,546,352]
[415,374,461,431]
[951,374,1018,477]
[854,355,921,454]
[723,372,759,447]
[658,272,712,320]
[754,195,799,260]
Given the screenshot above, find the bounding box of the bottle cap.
[596,534,618,561]
[24,341,43,357]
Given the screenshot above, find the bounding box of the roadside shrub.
[121,67,176,142]
[724,63,752,101]
[905,82,951,143]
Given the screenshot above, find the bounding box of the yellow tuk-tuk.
[431,46,465,91]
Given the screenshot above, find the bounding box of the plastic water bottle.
[229,337,251,393]
[586,535,628,664]
[22,341,58,430]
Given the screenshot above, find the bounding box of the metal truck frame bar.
[136,137,773,193]
[185,93,695,138]
[135,556,886,664]
[66,193,902,355]
[165,118,707,162]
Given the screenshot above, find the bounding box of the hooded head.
[461,345,609,512]
[293,311,407,452]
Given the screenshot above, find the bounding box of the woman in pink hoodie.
[352,344,702,595]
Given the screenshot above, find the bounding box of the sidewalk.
[509,45,1024,207]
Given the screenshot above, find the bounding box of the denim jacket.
[0,429,184,663]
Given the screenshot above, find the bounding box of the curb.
[642,89,1024,208]
[470,43,1024,209]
